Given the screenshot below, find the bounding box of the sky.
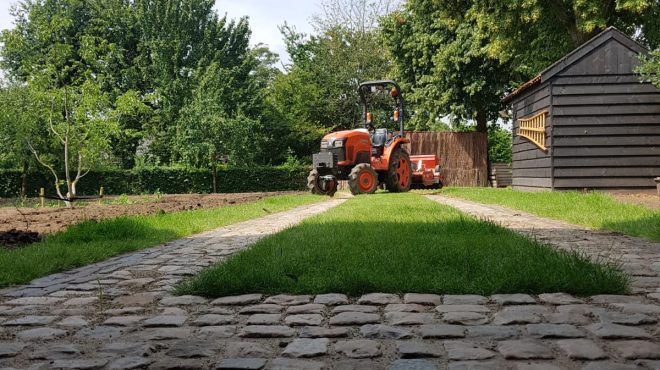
[0,0,319,65]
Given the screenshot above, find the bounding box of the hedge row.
[0,166,309,197]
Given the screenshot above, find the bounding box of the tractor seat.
[371,128,388,148]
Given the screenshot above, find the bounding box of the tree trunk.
[475,109,487,133]
[212,157,218,194]
[20,161,29,198]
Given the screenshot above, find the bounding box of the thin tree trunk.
[475,109,487,133]
[20,161,29,198]
[212,156,218,193]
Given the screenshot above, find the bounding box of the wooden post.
[99,186,104,198]
[39,187,45,207]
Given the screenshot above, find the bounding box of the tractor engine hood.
[321,129,370,149]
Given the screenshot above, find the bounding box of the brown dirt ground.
[608,190,660,210]
[0,192,300,239]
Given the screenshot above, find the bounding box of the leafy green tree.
[488,126,512,163]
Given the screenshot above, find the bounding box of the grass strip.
[0,194,324,287]
[177,193,629,297]
[438,188,660,242]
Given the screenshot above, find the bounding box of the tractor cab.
[360,81,404,156]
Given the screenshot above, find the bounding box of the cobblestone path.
[0,195,658,370]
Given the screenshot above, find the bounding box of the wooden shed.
[503,27,660,191]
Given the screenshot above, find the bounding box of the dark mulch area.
[0,229,41,250]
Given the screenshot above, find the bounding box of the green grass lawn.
[177,193,629,297]
[0,194,324,287]
[438,188,660,242]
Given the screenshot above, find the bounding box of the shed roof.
[502,27,648,103]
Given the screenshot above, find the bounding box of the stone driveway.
[0,195,658,370]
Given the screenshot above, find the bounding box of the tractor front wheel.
[387,149,412,193]
[307,169,337,196]
[348,164,378,195]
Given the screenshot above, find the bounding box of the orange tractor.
[308,80,443,196]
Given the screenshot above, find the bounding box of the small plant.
[111,194,132,205]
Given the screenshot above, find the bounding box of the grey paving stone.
[99,342,159,357]
[385,312,435,325]
[335,360,384,370]
[263,295,312,306]
[586,323,650,339]
[444,341,496,360]
[580,362,641,370]
[610,340,660,360]
[0,342,25,358]
[239,325,295,338]
[385,304,428,312]
[636,360,660,370]
[418,324,465,339]
[143,315,187,327]
[598,311,656,325]
[149,357,207,370]
[492,310,541,325]
[28,344,81,360]
[49,359,108,369]
[159,295,207,306]
[282,338,330,358]
[299,326,350,338]
[166,340,217,358]
[195,325,236,339]
[74,326,126,340]
[442,295,487,305]
[211,294,263,306]
[269,358,326,370]
[246,314,282,325]
[557,304,606,315]
[199,307,232,315]
[215,358,267,370]
[335,340,382,358]
[313,293,348,305]
[358,293,402,305]
[2,315,57,326]
[141,327,192,340]
[116,278,155,288]
[332,305,379,313]
[239,304,283,314]
[360,324,413,339]
[466,325,519,340]
[436,305,489,313]
[543,311,591,325]
[538,293,583,305]
[556,339,607,360]
[61,297,98,306]
[103,315,145,327]
[490,294,536,305]
[448,361,502,370]
[5,297,64,305]
[286,304,325,314]
[388,359,437,370]
[497,340,554,359]
[57,316,89,328]
[112,292,161,306]
[225,342,273,358]
[442,312,489,325]
[396,341,442,358]
[515,364,563,370]
[16,327,67,341]
[285,314,323,326]
[330,312,381,325]
[191,314,235,326]
[611,303,660,315]
[106,356,153,370]
[103,307,146,315]
[403,293,442,306]
[526,323,584,338]
[590,295,645,304]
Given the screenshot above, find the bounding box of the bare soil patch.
[608,190,660,209]
[0,192,298,240]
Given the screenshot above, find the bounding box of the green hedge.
[0,166,309,197]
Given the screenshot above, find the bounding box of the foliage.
[0,194,324,287]
[441,188,660,242]
[488,126,512,163]
[638,50,660,89]
[0,166,310,198]
[177,193,628,296]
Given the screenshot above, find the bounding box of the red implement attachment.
[410,154,443,189]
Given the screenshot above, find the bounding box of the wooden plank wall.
[551,39,660,189]
[511,82,553,190]
[489,163,512,187]
[406,132,488,186]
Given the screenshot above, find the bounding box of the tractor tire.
[348,164,378,195]
[386,149,412,193]
[307,169,337,196]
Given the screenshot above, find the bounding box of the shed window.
[517,111,547,150]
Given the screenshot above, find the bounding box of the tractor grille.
[323,147,345,162]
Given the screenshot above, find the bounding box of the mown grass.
[439,188,660,242]
[0,194,324,287]
[177,193,629,297]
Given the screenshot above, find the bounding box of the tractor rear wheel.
[387,149,412,193]
[348,164,378,195]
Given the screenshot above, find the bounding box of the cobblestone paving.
[0,195,658,370]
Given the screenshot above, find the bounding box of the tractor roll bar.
[358,80,404,136]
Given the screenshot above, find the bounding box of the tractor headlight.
[320,140,329,149]
[333,140,344,148]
